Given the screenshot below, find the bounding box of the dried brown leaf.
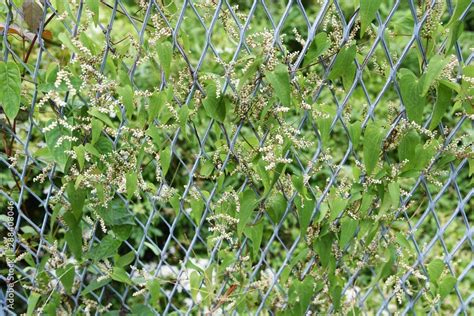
[0,23,52,41]
[22,0,43,31]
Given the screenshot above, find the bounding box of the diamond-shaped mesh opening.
[1,0,472,314]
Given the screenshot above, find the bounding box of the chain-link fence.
[1,0,473,315]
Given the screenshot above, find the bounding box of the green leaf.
[118,85,134,119]
[243,221,263,257]
[420,55,448,96]
[89,108,114,128]
[292,277,314,314]
[58,32,79,53]
[65,225,82,260]
[57,264,75,294]
[96,199,134,226]
[375,246,396,282]
[447,0,470,26]
[296,196,315,237]
[328,45,356,81]
[90,118,104,144]
[314,233,333,267]
[330,285,342,311]
[398,129,420,164]
[267,192,286,223]
[178,104,189,132]
[238,55,263,90]
[87,235,122,261]
[329,194,348,220]
[160,146,172,176]
[45,119,72,172]
[157,41,173,80]
[429,82,452,130]
[190,271,202,301]
[111,267,132,285]
[148,279,162,306]
[427,259,444,283]
[202,82,226,122]
[74,145,85,171]
[363,121,385,175]
[265,63,291,107]
[0,61,21,121]
[439,275,457,299]
[12,0,25,7]
[349,121,362,150]
[339,218,358,248]
[399,69,425,124]
[303,32,330,66]
[315,104,336,146]
[388,182,400,208]
[237,189,257,237]
[360,0,382,36]
[116,251,135,267]
[126,171,138,199]
[85,0,99,26]
[26,292,41,316]
[82,278,111,295]
[148,90,166,123]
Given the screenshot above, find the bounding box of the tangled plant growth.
[0,0,473,314]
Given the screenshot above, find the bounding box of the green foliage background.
[0,0,473,314]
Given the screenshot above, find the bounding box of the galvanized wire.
[1,0,473,315]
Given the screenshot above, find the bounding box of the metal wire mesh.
[0,0,473,315]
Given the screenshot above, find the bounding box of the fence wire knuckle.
[1,0,473,315]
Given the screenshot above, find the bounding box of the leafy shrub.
[0,0,473,314]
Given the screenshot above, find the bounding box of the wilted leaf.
[22,0,43,31]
